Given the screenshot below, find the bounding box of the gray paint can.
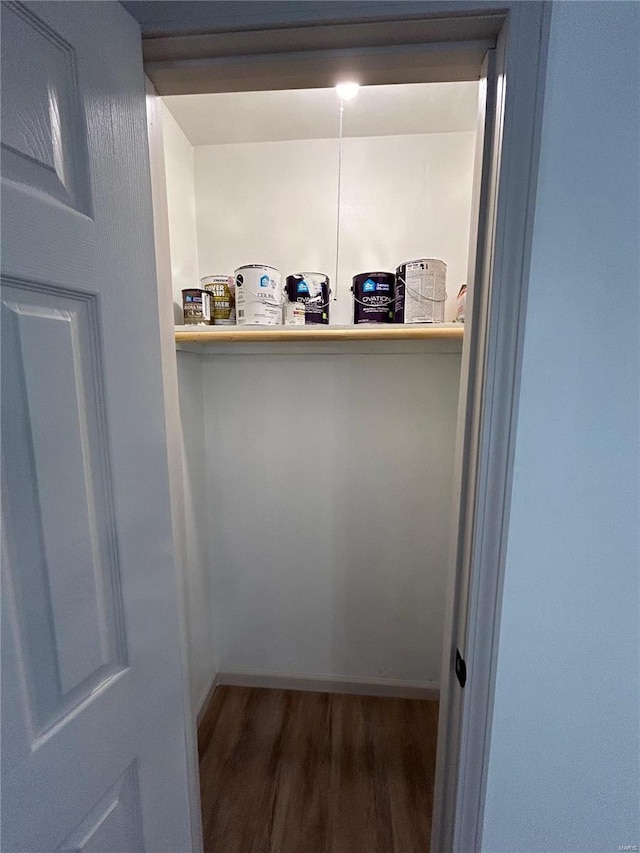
[395,259,447,323]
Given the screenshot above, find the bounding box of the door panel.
[58,763,144,853]
[1,3,195,851]
[1,2,91,213]
[2,279,126,730]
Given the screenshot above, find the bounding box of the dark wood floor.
[198,686,439,853]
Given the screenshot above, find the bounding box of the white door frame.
[432,5,552,850]
[140,3,552,849]
[144,77,205,853]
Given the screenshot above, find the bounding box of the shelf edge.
[174,325,465,343]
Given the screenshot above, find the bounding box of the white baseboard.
[215,670,439,701]
[196,674,219,726]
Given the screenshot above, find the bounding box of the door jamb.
[142,4,552,849]
[144,78,205,853]
[432,5,552,850]
[431,42,499,853]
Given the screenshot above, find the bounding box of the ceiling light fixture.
[335,82,360,101]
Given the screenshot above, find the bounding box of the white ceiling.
[163,81,479,146]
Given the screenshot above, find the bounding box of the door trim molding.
[142,13,502,95]
[142,14,504,64]
[144,76,204,853]
[145,39,493,96]
[432,4,552,851]
[140,9,506,95]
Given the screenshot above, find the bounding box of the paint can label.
[285,273,330,324]
[284,302,306,326]
[352,272,395,324]
[395,260,447,323]
[235,265,283,326]
[201,275,235,324]
[182,289,211,324]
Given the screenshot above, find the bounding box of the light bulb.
[335,82,360,101]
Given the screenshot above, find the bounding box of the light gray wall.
[161,101,199,317]
[482,3,640,850]
[176,353,217,715]
[161,101,218,715]
[201,345,461,687]
[194,131,476,323]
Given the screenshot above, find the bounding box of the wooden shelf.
[174,324,464,343]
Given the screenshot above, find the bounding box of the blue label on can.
[297,280,309,293]
[363,279,376,292]
[260,274,270,288]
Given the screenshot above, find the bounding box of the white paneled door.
[1,3,195,851]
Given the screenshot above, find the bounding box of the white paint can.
[395,259,447,323]
[234,264,283,326]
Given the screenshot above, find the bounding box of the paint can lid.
[201,275,233,285]
[396,258,447,271]
[234,264,280,273]
[353,271,395,279]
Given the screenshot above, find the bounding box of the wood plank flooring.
[198,686,439,853]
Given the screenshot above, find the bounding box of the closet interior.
[156,79,478,723]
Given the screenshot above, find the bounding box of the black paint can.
[351,272,395,324]
[285,273,330,324]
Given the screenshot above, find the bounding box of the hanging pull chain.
[333,98,345,302]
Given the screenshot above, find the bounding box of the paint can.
[201,275,235,324]
[456,284,467,323]
[394,259,447,323]
[285,273,330,325]
[235,264,283,326]
[351,272,395,324]
[182,289,211,325]
[283,302,306,326]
